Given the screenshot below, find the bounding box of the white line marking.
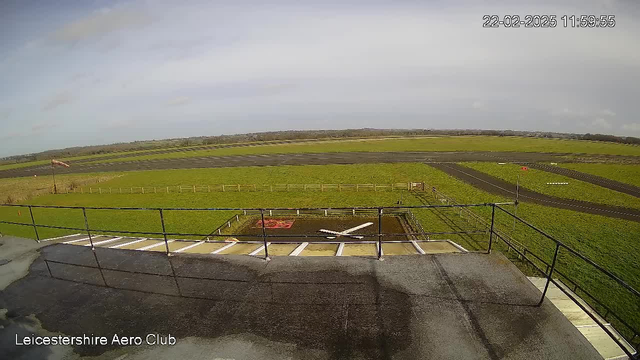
[40,233,82,242]
[110,238,147,248]
[137,240,173,251]
[290,242,309,256]
[63,237,90,244]
[336,243,345,256]
[377,242,384,256]
[249,243,270,256]
[211,242,236,254]
[174,241,205,253]
[85,237,123,247]
[447,240,468,253]
[411,240,426,255]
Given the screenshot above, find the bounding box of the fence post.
[208,185,210,193]
[28,205,40,242]
[260,209,270,261]
[193,185,196,193]
[237,184,240,192]
[82,207,95,249]
[142,187,144,194]
[159,209,170,255]
[90,188,92,194]
[539,243,561,306]
[377,208,383,260]
[488,204,496,254]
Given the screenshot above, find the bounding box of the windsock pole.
[51,161,57,194]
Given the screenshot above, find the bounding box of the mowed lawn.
[461,162,640,210]
[559,163,640,188]
[82,136,640,165]
[1,163,638,338]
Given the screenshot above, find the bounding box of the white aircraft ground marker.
[319,222,373,240]
[137,240,173,251]
[174,241,204,253]
[63,237,91,244]
[411,241,426,255]
[85,237,123,247]
[249,243,270,256]
[290,242,309,256]
[110,238,146,248]
[40,233,82,242]
[211,242,236,254]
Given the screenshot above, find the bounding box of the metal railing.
[0,201,637,358]
[488,205,639,358]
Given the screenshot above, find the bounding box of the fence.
[66,182,424,195]
[0,202,637,358]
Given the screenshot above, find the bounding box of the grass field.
[80,136,640,165]
[0,173,122,204]
[559,163,640,188]
[461,162,640,210]
[0,162,638,341]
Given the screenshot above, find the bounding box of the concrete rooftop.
[0,239,602,359]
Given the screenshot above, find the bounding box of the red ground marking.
[254,219,295,229]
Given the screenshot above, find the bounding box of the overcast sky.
[1,0,639,157]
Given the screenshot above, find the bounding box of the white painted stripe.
[137,240,173,251]
[336,243,345,256]
[174,241,204,253]
[447,240,468,253]
[377,243,384,256]
[63,237,90,244]
[411,240,426,255]
[110,238,146,248]
[575,323,611,328]
[290,242,308,256]
[211,242,236,254]
[85,237,123,247]
[40,233,82,242]
[249,243,270,256]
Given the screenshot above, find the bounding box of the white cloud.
[591,118,612,129]
[41,91,74,111]
[166,96,190,106]
[472,101,486,110]
[622,123,640,133]
[49,5,152,45]
[600,109,616,116]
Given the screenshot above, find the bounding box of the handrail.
[495,204,640,299]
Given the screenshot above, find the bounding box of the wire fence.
[60,182,426,195]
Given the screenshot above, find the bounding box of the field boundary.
[67,182,426,195]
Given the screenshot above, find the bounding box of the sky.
[1,0,639,157]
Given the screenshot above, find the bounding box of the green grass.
[559,163,640,188]
[461,162,640,210]
[0,163,638,341]
[83,136,640,165]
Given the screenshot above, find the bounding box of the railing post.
[82,207,95,249]
[488,204,496,254]
[260,209,270,261]
[159,209,170,255]
[377,208,383,260]
[539,242,561,306]
[28,205,40,242]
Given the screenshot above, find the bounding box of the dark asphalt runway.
[0,151,569,178]
[523,163,640,198]
[429,163,640,222]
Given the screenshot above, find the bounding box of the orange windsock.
[51,159,70,168]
